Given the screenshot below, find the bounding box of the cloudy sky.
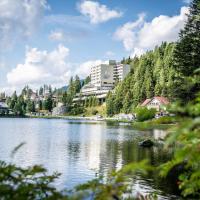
[0,0,190,94]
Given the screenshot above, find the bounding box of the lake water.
[0,118,179,199]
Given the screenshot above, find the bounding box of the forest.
[106,0,200,116]
[107,42,176,115]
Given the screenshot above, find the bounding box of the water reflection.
[0,118,177,199]
[153,129,167,140]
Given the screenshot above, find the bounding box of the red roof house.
[141,96,170,111]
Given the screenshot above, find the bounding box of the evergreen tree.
[38,100,43,110]
[39,87,44,96]
[26,100,35,113]
[173,0,200,101]
[83,76,91,86]
[49,85,52,95]
[43,97,53,112]
[74,75,81,93]
[144,67,154,98]
[106,92,115,116]
[106,43,176,115]
[123,91,132,113]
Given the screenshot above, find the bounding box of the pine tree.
[123,91,132,113]
[106,43,176,115]
[83,76,91,86]
[39,87,44,96]
[173,0,200,101]
[106,92,115,116]
[74,75,81,93]
[144,67,154,98]
[26,100,35,113]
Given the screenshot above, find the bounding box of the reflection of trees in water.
[66,123,82,162]
[64,123,177,197]
[67,142,81,161]
[97,139,120,176]
[97,135,176,197]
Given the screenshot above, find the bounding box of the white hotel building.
[73,60,130,103]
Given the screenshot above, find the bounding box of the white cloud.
[6,45,108,92]
[114,7,189,57]
[78,0,122,24]
[0,86,18,95]
[7,44,71,87]
[114,13,145,51]
[0,0,49,50]
[49,30,66,41]
[75,60,107,78]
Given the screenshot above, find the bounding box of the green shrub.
[91,109,98,115]
[0,160,152,200]
[152,116,178,124]
[68,104,85,116]
[160,95,200,198]
[135,107,156,122]
[0,161,63,199]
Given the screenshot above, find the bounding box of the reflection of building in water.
[85,124,105,171]
[115,128,126,171]
[153,129,167,140]
[84,124,127,173]
[116,151,123,171]
[95,126,128,175]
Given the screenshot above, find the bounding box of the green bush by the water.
[135,107,156,122]
[152,116,178,124]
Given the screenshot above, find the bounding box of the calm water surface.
[0,118,179,199]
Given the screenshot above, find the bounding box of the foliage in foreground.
[160,96,200,197]
[0,160,154,200]
[0,161,63,200]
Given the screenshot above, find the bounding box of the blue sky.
[0,0,190,94]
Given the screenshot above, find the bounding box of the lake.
[0,118,179,199]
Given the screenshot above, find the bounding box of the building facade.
[91,63,114,87]
[0,100,9,115]
[90,60,130,86]
[73,60,130,103]
[141,96,170,112]
[113,62,130,82]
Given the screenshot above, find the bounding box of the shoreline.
[1,114,175,130]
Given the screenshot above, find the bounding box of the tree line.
[106,42,176,116]
[2,75,91,116]
[106,0,200,116]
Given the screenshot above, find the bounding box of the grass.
[84,105,107,117]
[132,122,174,130]
[131,116,179,131]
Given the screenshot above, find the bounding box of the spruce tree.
[74,75,81,93]
[173,0,200,101]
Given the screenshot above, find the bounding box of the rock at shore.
[52,105,67,116]
[139,139,154,147]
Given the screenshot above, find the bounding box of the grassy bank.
[4,113,179,132]
[83,105,107,117]
[131,116,179,130]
